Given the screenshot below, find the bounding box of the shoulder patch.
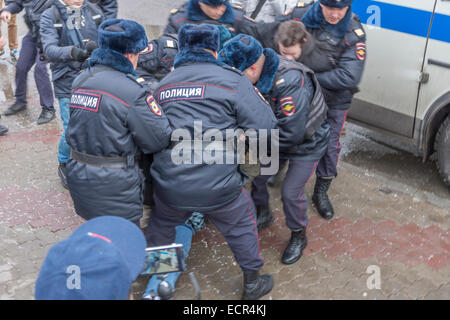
[170,8,178,14]
[140,43,154,55]
[354,28,365,37]
[280,96,296,116]
[355,42,366,61]
[146,94,162,116]
[297,1,305,7]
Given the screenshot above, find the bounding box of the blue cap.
[219,34,279,94]
[35,216,146,300]
[178,23,220,52]
[319,0,353,8]
[98,19,148,54]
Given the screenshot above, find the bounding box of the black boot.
[58,163,68,190]
[281,228,307,265]
[37,109,56,125]
[242,270,273,300]
[256,204,274,231]
[312,177,334,220]
[3,102,27,116]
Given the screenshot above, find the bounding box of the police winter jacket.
[66,48,172,222]
[40,0,104,98]
[270,56,330,160]
[277,1,367,109]
[151,49,277,212]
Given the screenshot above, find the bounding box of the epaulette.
[165,39,177,49]
[233,4,243,10]
[297,1,305,8]
[170,8,178,14]
[222,64,243,75]
[354,28,365,37]
[126,74,146,87]
[275,78,285,86]
[243,15,257,23]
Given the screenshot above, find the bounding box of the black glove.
[85,40,98,55]
[71,46,89,62]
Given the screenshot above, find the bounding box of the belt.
[70,149,139,168]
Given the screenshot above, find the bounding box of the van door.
[415,0,450,133]
[349,0,436,138]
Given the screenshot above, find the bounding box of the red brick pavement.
[1,184,448,270]
[193,210,449,271]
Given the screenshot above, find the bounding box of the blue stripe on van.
[352,0,450,43]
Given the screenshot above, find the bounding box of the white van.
[349,0,450,186]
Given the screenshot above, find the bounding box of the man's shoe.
[0,124,8,136]
[281,228,308,265]
[242,270,273,300]
[37,109,56,125]
[256,204,274,231]
[58,163,68,189]
[3,103,27,116]
[312,177,334,220]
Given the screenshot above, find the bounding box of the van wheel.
[434,115,450,187]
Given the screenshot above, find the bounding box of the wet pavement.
[0,0,449,300]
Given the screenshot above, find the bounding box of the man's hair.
[274,20,309,48]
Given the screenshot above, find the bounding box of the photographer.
[39,0,104,189]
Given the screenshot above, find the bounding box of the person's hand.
[0,10,12,23]
[70,46,89,62]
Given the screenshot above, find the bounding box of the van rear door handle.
[428,59,450,69]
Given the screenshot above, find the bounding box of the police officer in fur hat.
[164,0,257,36]
[65,19,172,226]
[219,34,330,265]
[275,0,366,220]
[146,23,277,300]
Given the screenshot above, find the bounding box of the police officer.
[40,0,105,189]
[87,0,117,19]
[164,0,257,36]
[277,0,367,220]
[146,23,277,300]
[136,34,178,91]
[65,19,172,226]
[0,0,56,124]
[219,34,330,264]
